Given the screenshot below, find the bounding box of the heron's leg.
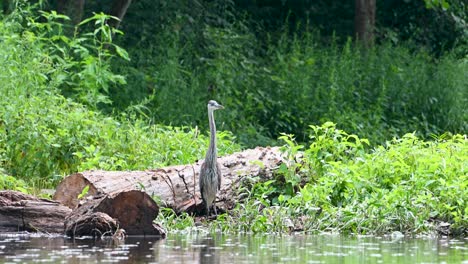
[213,204,217,216]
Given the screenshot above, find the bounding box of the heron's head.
[208,100,224,111]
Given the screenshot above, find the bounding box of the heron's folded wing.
[216,162,222,190]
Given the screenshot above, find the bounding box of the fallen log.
[0,190,165,237]
[54,147,284,214]
[0,190,72,233]
[64,190,165,237]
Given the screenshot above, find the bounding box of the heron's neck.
[206,109,217,163]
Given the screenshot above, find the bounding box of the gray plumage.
[199,100,224,216]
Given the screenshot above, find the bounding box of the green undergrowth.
[0,92,239,189]
[0,169,30,194]
[159,123,467,236]
[0,5,240,190]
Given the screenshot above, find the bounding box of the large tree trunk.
[108,0,132,29]
[56,0,86,26]
[0,191,72,233]
[54,147,284,214]
[354,0,376,46]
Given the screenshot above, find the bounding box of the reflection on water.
[0,232,466,263]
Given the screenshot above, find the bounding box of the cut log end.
[65,190,165,237]
[53,173,98,208]
[99,190,162,236]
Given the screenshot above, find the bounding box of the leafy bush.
[29,10,128,108]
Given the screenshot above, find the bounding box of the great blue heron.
[199,100,224,216]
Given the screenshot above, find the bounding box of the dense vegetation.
[104,0,467,147]
[160,123,466,235]
[0,5,240,191]
[0,1,466,235]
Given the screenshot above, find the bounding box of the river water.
[0,232,466,263]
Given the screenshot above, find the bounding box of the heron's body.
[199,158,222,215]
[199,100,224,216]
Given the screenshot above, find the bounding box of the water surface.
[0,232,466,263]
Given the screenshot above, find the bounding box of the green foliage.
[0,169,30,193]
[77,185,89,200]
[29,10,128,108]
[156,208,196,232]
[276,122,370,198]
[0,4,241,189]
[381,0,467,56]
[212,123,467,235]
[113,6,467,147]
[254,36,466,145]
[424,0,451,9]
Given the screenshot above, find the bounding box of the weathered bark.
[108,0,132,29]
[54,147,284,214]
[65,211,118,237]
[56,0,86,26]
[354,0,376,46]
[64,190,165,237]
[0,191,72,233]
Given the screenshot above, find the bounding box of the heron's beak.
[217,104,224,110]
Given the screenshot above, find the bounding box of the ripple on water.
[0,234,467,263]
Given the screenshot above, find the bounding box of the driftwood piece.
[54,147,285,214]
[0,190,72,233]
[64,190,165,237]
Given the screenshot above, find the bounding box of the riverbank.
[158,124,467,237]
[2,124,466,237]
[0,4,466,238]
